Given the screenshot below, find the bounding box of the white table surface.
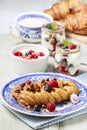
[0,0,87,130]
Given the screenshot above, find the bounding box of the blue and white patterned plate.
[1,73,87,117]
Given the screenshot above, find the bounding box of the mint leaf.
[63,40,71,47]
[51,23,57,31]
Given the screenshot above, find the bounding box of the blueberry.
[44,85,51,92]
[33,105,41,112]
[60,58,67,66]
[46,25,51,29]
[45,37,49,42]
[25,51,30,56]
[28,51,33,55]
[62,45,69,50]
[69,64,74,67]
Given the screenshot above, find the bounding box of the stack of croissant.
[44,0,87,35]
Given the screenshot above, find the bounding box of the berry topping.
[69,63,74,68]
[62,40,77,50]
[14,51,23,57]
[29,50,34,54]
[33,105,41,112]
[60,58,67,66]
[70,43,77,50]
[37,52,45,56]
[47,22,60,31]
[48,79,58,88]
[47,102,56,112]
[44,85,51,92]
[58,58,68,73]
[62,45,69,50]
[14,49,45,60]
[70,94,80,104]
[30,54,38,59]
[59,64,67,72]
[25,51,30,56]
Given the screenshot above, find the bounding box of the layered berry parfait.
[55,40,80,76]
[42,21,65,55]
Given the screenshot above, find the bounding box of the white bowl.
[10,44,49,75]
[14,12,53,43]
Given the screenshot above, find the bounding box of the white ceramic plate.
[1,73,87,117]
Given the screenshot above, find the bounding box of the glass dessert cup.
[42,21,66,54]
[55,41,80,76]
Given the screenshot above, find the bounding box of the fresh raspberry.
[29,50,34,54]
[59,64,67,72]
[30,54,38,59]
[14,51,23,57]
[37,52,45,56]
[48,79,58,88]
[70,43,77,49]
[47,102,56,112]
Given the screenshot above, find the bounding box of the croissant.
[44,0,85,19]
[44,0,87,35]
[60,10,87,35]
[11,78,79,108]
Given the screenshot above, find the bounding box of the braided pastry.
[11,78,79,108]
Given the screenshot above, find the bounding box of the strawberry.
[47,102,56,112]
[48,79,58,88]
[70,43,77,49]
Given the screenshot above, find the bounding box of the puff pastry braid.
[11,78,79,108]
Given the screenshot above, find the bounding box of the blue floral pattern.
[1,73,87,117]
[20,25,41,40]
[17,13,52,41]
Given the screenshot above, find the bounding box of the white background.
[0,0,59,34]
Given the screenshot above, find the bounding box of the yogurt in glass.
[55,40,80,76]
[42,21,66,54]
